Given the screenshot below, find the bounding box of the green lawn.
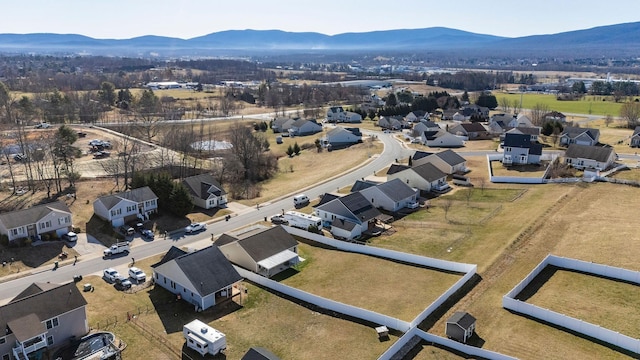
[495,93,632,117]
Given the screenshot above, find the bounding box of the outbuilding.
[445,311,476,343]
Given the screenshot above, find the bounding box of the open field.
[280,242,462,322]
[519,267,640,339]
[494,92,633,117]
[422,182,640,359]
[82,255,399,360]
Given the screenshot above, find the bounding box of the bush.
[0,234,8,246]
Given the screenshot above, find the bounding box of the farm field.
[494,92,631,117]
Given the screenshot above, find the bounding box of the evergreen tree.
[169,183,194,217]
[293,142,301,155]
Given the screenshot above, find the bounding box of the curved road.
[0,131,412,302]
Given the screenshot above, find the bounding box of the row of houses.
[0,174,228,243]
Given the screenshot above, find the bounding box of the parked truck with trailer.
[283,211,323,231]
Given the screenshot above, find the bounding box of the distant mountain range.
[1,22,639,57]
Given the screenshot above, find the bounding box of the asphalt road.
[0,131,412,303]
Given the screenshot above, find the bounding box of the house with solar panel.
[182,174,227,210]
[216,226,300,278]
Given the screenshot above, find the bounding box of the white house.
[502,133,543,165]
[448,122,489,139]
[405,110,429,123]
[93,186,158,227]
[272,117,295,133]
[182,174,227,210]
[0,201,72,242]
[386,163,449,193]
[421,130,465,148]
[411,150,468,174]
[289,119,323,136]
[326,106,362,123]
[560,126,600,146]
[216,225,300,278]
[314,192,383,240]
[564,144,616,171]
[508,114,534,128]
[503,126,541,142]
[321,127,362,149]
[358,178,419,212]
[152,246,243,311]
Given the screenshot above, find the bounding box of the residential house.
[216,226,300,278]
[544,111,567,123]
[441,109,458,121]
[321,127,362,149]
[564,144,616,171]
[314,192,383,240]
[272,118,295,133]
[405,110,429,123]
[420,130,465,148]
[448,122,490,140]
[452,112,467,122]
[386,162,449,193]
[378,116,407,130]
[507,114,534,128]
[411,121,440,138]
[349,179,380,193]
[152,245,243,311]
[0,201,72,242]
[358,178,419,212]
[559,126,600,146]
[289,119,322,136]
[503,126,541,142]
[326,106,362,123]
[490,113,515,124]
[446,312,476,343]
[93,186,158,227]
[412,150,468,174]
[630,126,640,147]
[0,282,88,360]
[461,104,489,120]
[502,133,543,166]
[182,174,227,210]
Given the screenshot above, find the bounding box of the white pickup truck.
[103,242,130,257]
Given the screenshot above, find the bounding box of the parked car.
[134,222,145,233]
[406,201,420,209]
[13,153,26,162]
[128,267,146,283]
[270,214,288,225]
[103,268,120,283]
[185,222,206,233]
[62,231,78,242]
[141,229,154,240]
[35,122,51,129]
[77,131,87,138]
[114,276,132,290]
[93,151,110,159]
[89,139,103,146]
[120,225,134,236]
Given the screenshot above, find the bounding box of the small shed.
[445,311,476,343]
[183,319,226,356]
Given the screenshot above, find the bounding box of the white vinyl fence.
[503,254,640,355]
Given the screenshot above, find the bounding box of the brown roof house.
[216,225,300,278]
[446,311,476,343]
[0,282,89,360]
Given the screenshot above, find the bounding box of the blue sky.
[2,0,638,39]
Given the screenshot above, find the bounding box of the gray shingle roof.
[153,245,242,297]
[436,150,466,166]
[1,282,87,342]
[183,174,226,200]
[459,123,487,132]
[350,179,379,192]
[95,186,158,210]
[242,347,281,360]
[386,164,410,175]
[633,126,640,137]
[373,178,417,201]
[412,163,447,182]
[447,311,476,329]
[564,144,615,162]
[331,218,358,231]
[0,201,71,230]
[217,226,297,262]
[316,192,381,224]
[412,150,433,161]
[562,126,599,141]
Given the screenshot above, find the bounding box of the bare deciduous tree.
[529,103,550,126]
[620,102,640,129]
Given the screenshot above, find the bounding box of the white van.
[293,194,310,207]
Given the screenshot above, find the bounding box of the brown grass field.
[280,242,462,322]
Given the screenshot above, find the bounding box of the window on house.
[3,353,10,360]
[46,335,54,346]
[46,317,59,329]
[0,337,5,344]
[11,229,18,236]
